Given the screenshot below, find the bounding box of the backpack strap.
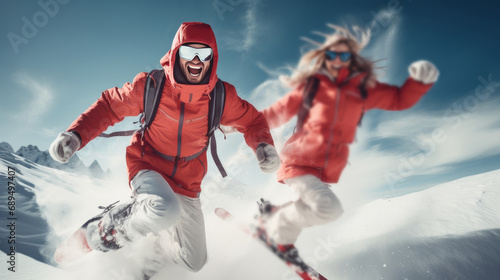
[99,69,165,138]
[208,79,227,177]
[359,77,368,99]
[207,79,226,137]
[141,69,166,133]
[99,129,137,138]
[296,76,320,132]
[357,76,368,126]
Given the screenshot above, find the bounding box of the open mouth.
[187,65,202,77]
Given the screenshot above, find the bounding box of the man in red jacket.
[49,22,280,276]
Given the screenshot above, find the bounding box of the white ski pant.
[265,174,344,244]
[128,169,207,273]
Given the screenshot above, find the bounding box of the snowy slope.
[1,150,500,280]
[293,171,500,280]
[0,253,67,280]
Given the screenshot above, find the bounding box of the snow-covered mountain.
[0,142,14,153]
[0,141,108,179]
[0,147,499,280]
[88,160,105,179]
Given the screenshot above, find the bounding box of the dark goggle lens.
[179,46,213,62]
[326,51,352,62]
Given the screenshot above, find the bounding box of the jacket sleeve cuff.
[67,130,83,150]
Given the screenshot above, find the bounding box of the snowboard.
[214,207,328,280]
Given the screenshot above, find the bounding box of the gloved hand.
[409,60,439,84]
[219,125,238,135]
[256,143,280,173]
[49,131,81,163]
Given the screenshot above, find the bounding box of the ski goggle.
[179,45,213,62]
[325,51,352,62]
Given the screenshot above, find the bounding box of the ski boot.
[254,198,277,245]
[255,198,319,279]
[85,199,136,252]
[255,198,291,253]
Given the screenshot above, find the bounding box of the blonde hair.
[281,24,377,88]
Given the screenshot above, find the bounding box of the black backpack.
[296,75,368,132]
[100,69,227,177]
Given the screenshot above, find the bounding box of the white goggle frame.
[179,45,213,62]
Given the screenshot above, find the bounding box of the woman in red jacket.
[258,24,439,257]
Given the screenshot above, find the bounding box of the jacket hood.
[160,22,219,104]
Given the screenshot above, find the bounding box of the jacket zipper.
[171,102,185,178]
[323,86,341,168]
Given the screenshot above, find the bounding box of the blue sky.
[1,0,500,197]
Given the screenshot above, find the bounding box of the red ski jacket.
[67,22,274,197]
[262,69,433,184]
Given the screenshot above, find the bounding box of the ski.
[214,207,328,280]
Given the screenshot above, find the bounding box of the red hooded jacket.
[262,69,433,184]
[68,22,274,197]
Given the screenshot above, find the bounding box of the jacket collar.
[318,67,367,86]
